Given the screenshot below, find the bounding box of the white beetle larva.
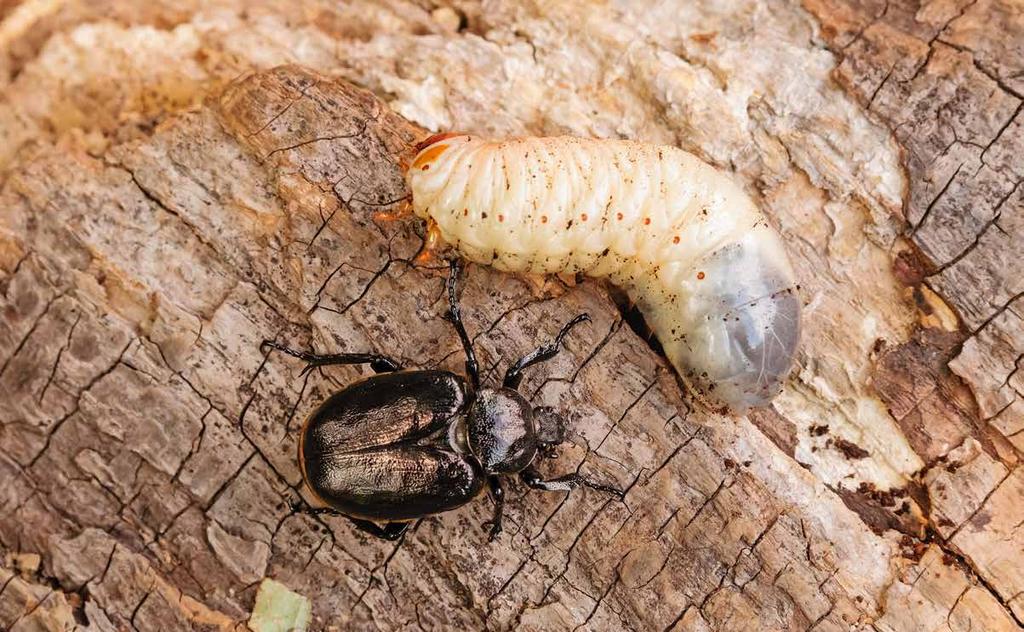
[407,134,801,412]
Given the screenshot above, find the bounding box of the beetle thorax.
[465,388,538,474]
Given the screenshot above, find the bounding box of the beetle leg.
[347,518,411,541]
[539,446,559,459]
[482,475,505,541]
[519,466,624,499]
[291,499,412,541]
[290,498,345,518]
[503,314,591,390]
[261,340,402,375]
[296,505,340,516]
[445,259,480,390]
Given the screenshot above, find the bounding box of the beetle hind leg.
[290,499,411,541]
[261,340,402,375]
[348,518,411,541]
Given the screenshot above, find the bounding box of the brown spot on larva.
[581,213,588,222]
[498,214,504,222]
[421,164,430,170]
[697,271,705,280]
[643,217,651,225]
[616,212,624,220]
[672,236,680,244]
[463,208,468,216]
[482,212,488,219]
[541,215,548,223]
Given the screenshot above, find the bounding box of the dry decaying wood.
[0,1,1022,630]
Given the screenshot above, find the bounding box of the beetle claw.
[483,520,503,541]
[598,483,625,499]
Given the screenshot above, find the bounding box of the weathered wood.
[804,1,1024,626]
[0,1,1021,630]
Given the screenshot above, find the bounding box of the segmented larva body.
[408,135,801,412]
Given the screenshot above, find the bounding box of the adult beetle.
[262,261,622,541]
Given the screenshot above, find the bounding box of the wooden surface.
[0,1,1022,630]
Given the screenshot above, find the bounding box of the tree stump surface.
[0,1,1021,631]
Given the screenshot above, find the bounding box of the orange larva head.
[414,132,462,153]
[409,132,463,173]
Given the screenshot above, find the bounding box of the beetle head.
[532,406,567,458]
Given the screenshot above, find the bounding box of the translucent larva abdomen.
[408,135,801,412]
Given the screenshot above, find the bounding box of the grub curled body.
[407,135,801,412]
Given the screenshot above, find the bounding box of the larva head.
[653,228,801,413]
[407,133,476,223]
[409,133,464,173]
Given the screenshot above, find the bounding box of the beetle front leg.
[482,475,505,541]
[519,467,624,498]
[445,259,481,390]
[261,340,402,375]
[503,314,590,389]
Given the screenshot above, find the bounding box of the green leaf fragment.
[248,578,312,632]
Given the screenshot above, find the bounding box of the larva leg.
[482,475,505,541]
[519,467,623,498]
[503,314,591,389]
[260,340,402,375]
[413,218,444,265]
[445,259,481,390]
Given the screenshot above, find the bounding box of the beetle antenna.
[503,313,590,390]
[446,259,480,390]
